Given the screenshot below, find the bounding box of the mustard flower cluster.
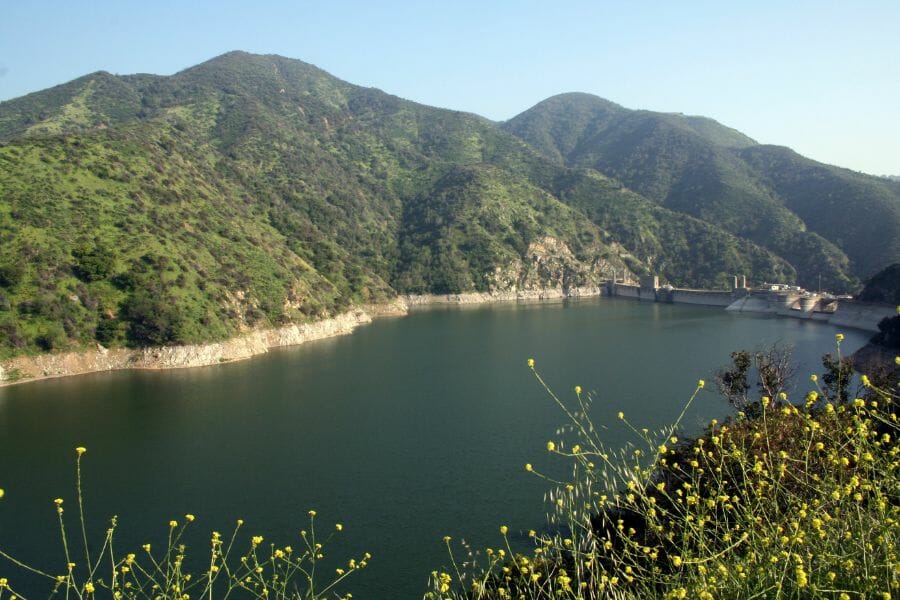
[427,351,899,599]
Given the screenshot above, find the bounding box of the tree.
[715,344,795,411]
[716,350,751,408]
[821,353,854,404]
[72,242,115,282]
[121,291,184,347]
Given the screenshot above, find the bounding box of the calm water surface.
[0,298,871,597]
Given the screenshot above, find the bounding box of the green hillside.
[738,145,900,280]
[857,263,900,305]
[503,93,900,291]
[0,52,866,356]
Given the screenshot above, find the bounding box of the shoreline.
[0,287,602,387]
[3,285,890,388]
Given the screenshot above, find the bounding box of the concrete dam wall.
[608,278,895,334]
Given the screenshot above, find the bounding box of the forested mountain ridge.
[503,92,900,292]
[0,52,886,356]
[858,263,900,305]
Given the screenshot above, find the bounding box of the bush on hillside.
[427,341,899,599]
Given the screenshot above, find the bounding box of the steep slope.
[503,93,900,291]
[0,52,814,356]
[0,71,158,140]
[857,263,900,305]
[392,165,627,293]
[738,145,900,280]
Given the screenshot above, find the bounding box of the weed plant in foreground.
[0,449,370,599]
[427,338,899,599]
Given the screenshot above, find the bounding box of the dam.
[606,276,896,333]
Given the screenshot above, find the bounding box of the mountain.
[0,52,884,357]
[503,93,900,292]
[857,263,900,305]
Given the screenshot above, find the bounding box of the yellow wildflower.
[185,514,195,522]
[169,520,178,528]
[574,385,582,394]
[438,571,451,593]
[500,525,508,535]
[527,358,534,368]
[697,379,705,389]
[335,523,343,531]
[308,510,316,517]
[75,447,87,456]
[546,441,556,452]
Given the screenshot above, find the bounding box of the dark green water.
[0,298,870,597]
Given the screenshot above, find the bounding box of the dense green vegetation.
[503,93,900,292]
[856,263,900,306]
[859,265,900,350]
[0,52,896,356]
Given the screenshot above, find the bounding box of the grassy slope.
[0,53,805,356]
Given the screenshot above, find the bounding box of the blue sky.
[1,0,898,174]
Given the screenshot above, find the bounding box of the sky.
[1,0,898,175]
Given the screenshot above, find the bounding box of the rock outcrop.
[404,286,602,306]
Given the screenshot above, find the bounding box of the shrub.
[94,315,123,346]
[72,243,116,283]
[120,291,185,347]
[428,339,899,599]
[0,263,24,289]
[34,324,66,352]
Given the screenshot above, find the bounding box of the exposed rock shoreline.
[0,288,599,387]
[403,285,602,306]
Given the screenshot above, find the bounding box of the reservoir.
[0,298,872,597]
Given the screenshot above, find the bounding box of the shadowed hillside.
[503,93,900,291]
